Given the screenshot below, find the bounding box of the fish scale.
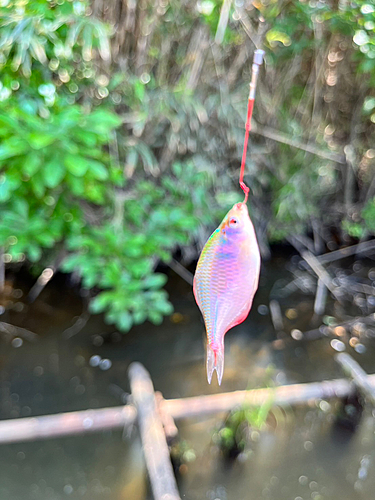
[193,202,261,385]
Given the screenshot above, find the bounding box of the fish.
[193,202,261,385]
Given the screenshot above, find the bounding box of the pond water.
[1,250,375,500]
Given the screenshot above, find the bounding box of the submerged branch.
[167,259,194,286]
[335,352,375,404]
[0,322,38,342]
[62,311,90,339]
[27,250,66,303]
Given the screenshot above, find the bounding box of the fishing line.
[239,49,265,204]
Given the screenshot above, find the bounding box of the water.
[1,253,375,499]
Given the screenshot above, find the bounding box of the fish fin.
[206,344,224,385]
[216,347,224,386]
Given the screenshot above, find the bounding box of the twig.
[62,311,90,339]
[186,27,209,91]
[215,0,232,45]
[314,278,327,316]
[0,322,38,342]
[296,248,342,301]
[269,300,284,331]
[317,239,375,264]
[302,313,375,341]
[251,120,346,164]
[344,144,356,212]
[27,250,66,303]
[289,236,342,302]
[335,352,375,404]
[0,246,4,294]
[155,391,178,441]
[167,259,193,286]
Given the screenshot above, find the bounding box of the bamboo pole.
[2,368,375,446]
[161,376,375,420]
[128,362,181,500]
[0,405,136,445]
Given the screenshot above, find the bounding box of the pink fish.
[193,202,261,385]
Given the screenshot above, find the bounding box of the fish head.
[220,202,253,239]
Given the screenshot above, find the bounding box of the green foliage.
[344,196,375,238]
[0,0,219,332]
[2,0,375,332]
[214,398,274,457]
[62,167,214,330]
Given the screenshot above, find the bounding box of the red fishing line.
[239,49,264,204]
[239,98,254,204]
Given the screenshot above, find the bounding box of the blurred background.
[1,0,375,499]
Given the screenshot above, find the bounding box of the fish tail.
[206,343,224,385]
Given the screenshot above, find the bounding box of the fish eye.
[229,217,238,228]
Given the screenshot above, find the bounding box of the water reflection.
[0,254,375,499]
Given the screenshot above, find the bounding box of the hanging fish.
[193,202,260,385]
[193,49,265,385]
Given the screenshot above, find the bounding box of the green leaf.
[148,311,163,325]
[143,273,167,289]
[64,154,89,177]
[27,132,56,150]
[117,311,133,331]
[0,138,28,160]
[86,110,122,133]
[89,160,109,180]
[133,310,147,324]
[90,293,111,314]
[23,152,41,176]
[44,158,66,188]
[0,178,12,202]
[27,245,42,262]
[154,300,173,315]
[31,175,45,198]
[134,80,145,101]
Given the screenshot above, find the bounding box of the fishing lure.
[193,50,264,385]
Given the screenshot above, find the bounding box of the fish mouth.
[235,202,248,211]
